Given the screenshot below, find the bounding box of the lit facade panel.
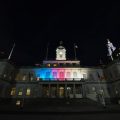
[34,68,83,80]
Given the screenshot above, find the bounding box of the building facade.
[0,43,120,105]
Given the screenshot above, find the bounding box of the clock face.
[56,48,66,60]
[59,51,63,58]
[59,51,63,55]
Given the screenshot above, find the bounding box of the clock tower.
[56,41,66,60]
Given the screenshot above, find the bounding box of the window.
[47,64,50,67]
[26,88,31,96]
[30,77,34,81]
[83,74,87,79]
[18,88,23,96]
[3,74,6,78]
[60,72,64,78]
[53,72,57,78]
[53,64,57,67]
[36,74,40,77]
[73,72,77,78]
[36,77,39,81]
[46,72,50,78]
[29,73,34,81]
[92,87,96,92]
[66,72,71,78]
[23,75,26,81]
[89,74,94,80]
[16,100,21,106]
[10,88,16,96]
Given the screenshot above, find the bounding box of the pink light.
[58,69,65,81]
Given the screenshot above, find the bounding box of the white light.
[59,52,63,55]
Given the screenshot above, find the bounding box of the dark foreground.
[1,98,120,120]
[1,113,120,120]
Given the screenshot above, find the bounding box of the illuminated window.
[23,75,26,80]
[47,64,50,67]
[92,87,96,92]
[73,72,77,78]
[46,72,50,78]
[53,72,57,78]
[26,88,31,96]
[60,72,64,78]
[10,88,16,96]
[53,64,57,67]
[30,77,34,81]
[18,88,23,96]
[3,74,6,78]
[36,77,39,81]
[16,100,21,106]
[29,73,34,81]
[66,72,71,78]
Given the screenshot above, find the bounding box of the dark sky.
[0,1,120,66]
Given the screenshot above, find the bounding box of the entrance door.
[42,84,49,98]
[59,86,65,98]
[75,84,83,98]
[50,85,57,98]
[66,84,74,98]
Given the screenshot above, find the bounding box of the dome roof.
[57,45,65,50]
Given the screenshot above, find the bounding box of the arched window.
[73,72,77,78]
[26,88,31,96]
[83,73,87,79]
[53,72,57,78]
[46,72,50,79]
[10,88,16,96]
[66,72,71,78]
[60,72,64,78]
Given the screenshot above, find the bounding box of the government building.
[0,41,120,106]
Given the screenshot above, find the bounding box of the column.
[57,84,59,98]
[73,84,76,98]
[48,84,51,98]
[65,84,67,98]
[82,83,86,98]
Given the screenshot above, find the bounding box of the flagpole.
[8,43,15,60]
[74,43,77,60]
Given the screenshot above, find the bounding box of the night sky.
[0,1,120,66]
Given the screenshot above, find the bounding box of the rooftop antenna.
[74,43,78,60]
[8,42,15,60]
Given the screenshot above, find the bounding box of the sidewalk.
[1,103,120,114]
